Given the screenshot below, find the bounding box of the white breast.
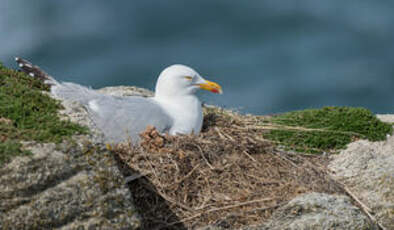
[154,95,203,135]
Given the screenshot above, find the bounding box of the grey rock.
[97,86,154,97]
[258,193,374,230]
[58,99,105,144]
[376,114,394,124]
[328,116,394,229]
[0,142,140,230]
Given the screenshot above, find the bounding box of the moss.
[264,106,393,153]
[0,62,87,165]
[0,140,31,164]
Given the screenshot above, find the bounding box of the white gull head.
[153,64,222,135]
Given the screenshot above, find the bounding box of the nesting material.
[115,108,344,229]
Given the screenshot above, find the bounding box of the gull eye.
[184,76,193,80]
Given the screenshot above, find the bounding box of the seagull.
[15,57,222,144]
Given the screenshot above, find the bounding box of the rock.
[0,86,150,229]
[0,142,140,230]
[376,114,394,124]
[97,86,153,97]
[328,115,394,229]
[58,99,105,144]
[258,193,374,230]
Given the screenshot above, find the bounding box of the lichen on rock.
[259,193,374,230]
[0,142,140,230]
[329,116,394,229]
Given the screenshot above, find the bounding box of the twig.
[168,197,276,226]
[247,204,281,213]
[343,185,372,213]
[142,152,161,186]
[270,151,299,168]
[125,173,148,183]
[221,130,235,141]
[296,157,386,229]
[202,197,275,214]
[326,173,387,230]
[195,144,214,170]
[175,164,200,184]
[214,127,227,140]
[338,180,386,229]
[155,188,195,212]
[243,150,257,162]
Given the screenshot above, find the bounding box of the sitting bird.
[15,57,222,144]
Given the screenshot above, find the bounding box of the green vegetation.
[0,63,87,165]
[263,106,393,153]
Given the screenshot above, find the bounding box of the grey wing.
[88,96,173,143]
[51,82,103,105]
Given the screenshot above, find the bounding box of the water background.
[2,1,394,115]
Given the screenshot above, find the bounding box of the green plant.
[264,106,392,153]
[0,63,87,165]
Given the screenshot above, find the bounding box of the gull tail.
[14,57,101,105]
[15,57,58,85]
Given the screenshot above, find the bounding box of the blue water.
[2,1,394,115]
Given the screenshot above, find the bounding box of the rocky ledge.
[0,140,140,229]
[1,84,393,229]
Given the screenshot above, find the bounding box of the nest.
[114,108,344,229]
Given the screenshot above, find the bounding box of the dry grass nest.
[114,107,345,229]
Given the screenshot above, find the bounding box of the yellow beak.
[199,80,223,94]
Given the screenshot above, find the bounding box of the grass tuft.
[264,106,393,153]
[0,63,87,165]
